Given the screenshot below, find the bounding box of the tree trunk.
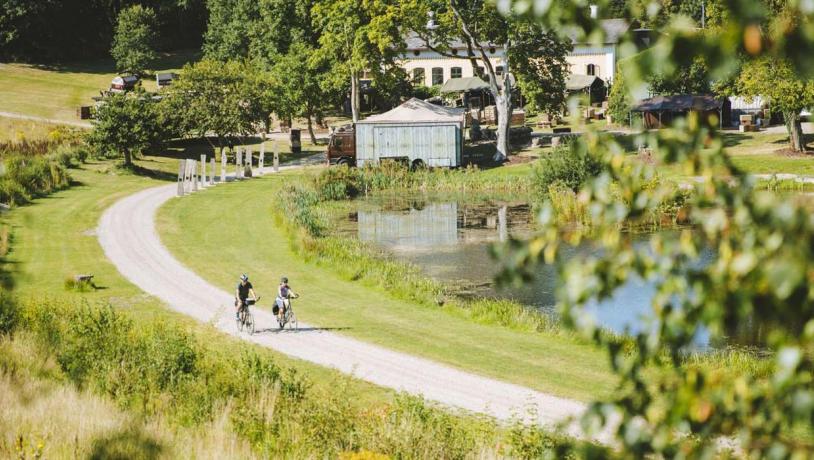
[350,71,360,123]
[785,110,805,152]
[123,149,132,166]
[494,94,510,162]
[306,114,317,145]
[493,47,512,163]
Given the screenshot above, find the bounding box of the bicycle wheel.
[288,311,298,330]
[236,310,243,332]
[246,311,255,335]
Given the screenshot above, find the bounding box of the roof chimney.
[589,4,598,19]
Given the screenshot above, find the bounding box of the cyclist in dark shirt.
[235,274,257,320]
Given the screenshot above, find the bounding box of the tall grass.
[278,184,568,337]
[1,296,587,458]
[314,162,532,201]
[0,144,88,207]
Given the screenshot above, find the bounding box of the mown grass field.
[156,171,617,402]
[1,158,393,407]
[0,51,199,122]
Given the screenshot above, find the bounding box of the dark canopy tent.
[631,95,730,128]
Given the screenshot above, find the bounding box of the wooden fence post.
[191,160,198,191]
[236,149,243,178]
[273,143,279,173]
[210,158,216,185]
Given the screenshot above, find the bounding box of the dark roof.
[566,75,603,91]
[440,77,490,93]
[121,75,139,84]
[404,19,634,51]
[631,95,724,112]
[156,72,177,81]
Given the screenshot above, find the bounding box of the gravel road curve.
[97,170,588,430]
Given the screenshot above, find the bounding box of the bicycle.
[274,294,299,330]
[236,297,258,335]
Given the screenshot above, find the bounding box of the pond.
[333,193,765,348]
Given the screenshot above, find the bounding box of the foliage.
[0,293,17,336]
[498,0,814,456]
[311,162,532,201]
[403,0,571,161]
[0,151,73,206]
[607,65,634,125]
[0,0,206,62]
[269,43,332,143]
[159,60,258,147]
[110,5,158,76]
[532,139,603,196]
[89,92,162,166]
[313,0,409,122]
[737,56,814,152]
[509,21,572,116]
[648,56,711,95]
[5,296,584,457]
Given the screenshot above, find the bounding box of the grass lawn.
[0,51,199,122]
[1,156,392,408]
[156,172,616,402]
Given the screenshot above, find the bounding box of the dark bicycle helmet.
[281,276,288,283]
[240,274,249,282]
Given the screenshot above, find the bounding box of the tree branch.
[448,0,498,95]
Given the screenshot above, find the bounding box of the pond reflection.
[336,194,763,348]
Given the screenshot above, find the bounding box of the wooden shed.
[631,95,730,129]
[566,75,607,104]
[110,75,139,92]
[356,98,463,168]
[156,72,178,87]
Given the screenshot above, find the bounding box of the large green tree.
[269,43,332,144]
[111,5,159,75]
[312,0,407,123]
[160,60,257,150]
[405,0,570,162]
[90,92,162,166]
[738,57,814,152]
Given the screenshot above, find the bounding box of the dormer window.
[452,49,458,55]
[413,50,420,56]
[489,47,496,54]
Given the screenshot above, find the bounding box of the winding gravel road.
[97,167,587,430]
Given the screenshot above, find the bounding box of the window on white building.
[431,67,444,85]
[451,67,462,79]
[475,66,484,77]
[587,64,597,76]
[412,68,425,85]
[495,66,504,76]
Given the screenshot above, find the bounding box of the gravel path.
[0,111,92,128]
[96,165,589,432]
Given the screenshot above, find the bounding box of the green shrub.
[533,139,602,198]
[64,277,95,292]
[0,292,18,335]
[0,153,71,206]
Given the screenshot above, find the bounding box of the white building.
[400,19,643,90]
